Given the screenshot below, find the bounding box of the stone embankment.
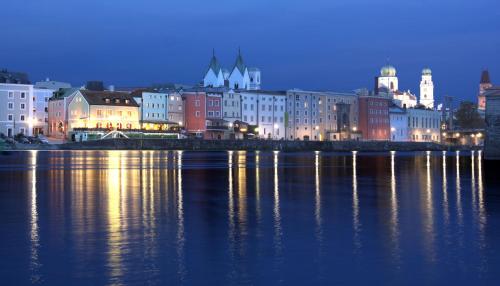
[42,139,482,152]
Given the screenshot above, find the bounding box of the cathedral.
[377,65,434,109]
[203,49,261,90]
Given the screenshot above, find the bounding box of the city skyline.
[2,0,499,103]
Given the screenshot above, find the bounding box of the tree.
[454,101,485,129]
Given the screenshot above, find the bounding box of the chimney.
[374,77,379,94]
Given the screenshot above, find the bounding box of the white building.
[34,78,71,91]
[33,88,55,135]
[407,107,441,142]
[240,90,286,139]
[222,89,241,123]
[0,83,34,137]
[378,65,417,108]
[202,49,261,90]
[389,105,408,141]
[203,53,225,88]
[132,89,182,130]
[419,68,434,109]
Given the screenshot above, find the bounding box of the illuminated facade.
[67,90,140,132]
[0,83,34,137]
[478,70,493,111]
[48,88,79,139]
[407,107,441,142]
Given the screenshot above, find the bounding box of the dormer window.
[125,99,130,104]
[115,99,120,103]
[105,98,110,103]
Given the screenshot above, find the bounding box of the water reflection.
[30,150,41,284]
[255,151,261,223]
[456,151,463,226]
[442,151,450,224]
[390,151,400,262]
[315,151,322,242]
[478,151,486,231]
[273,151,283,261]
[423,151,435,262]
[352,151,361,252]
[176,151,186,282]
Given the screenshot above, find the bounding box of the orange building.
[358,94,391,140]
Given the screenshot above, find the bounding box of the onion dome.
[422,68,432,75]
[381,65,397,77]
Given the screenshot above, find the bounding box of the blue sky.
[2,0,499,103]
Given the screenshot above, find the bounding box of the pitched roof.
[79,90,139,107]
[232,49,247,74]
[481,70,491,84]
[206,52,222,76]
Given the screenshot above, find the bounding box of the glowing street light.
[274,123,279,129]
[390,127,396,132]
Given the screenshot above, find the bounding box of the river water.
[0,150,499,285]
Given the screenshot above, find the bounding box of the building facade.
[33,88,54,135]
[47,88,79,139]
[484,87,500,159]
[0,83,34,137]
[358,94,391,140]
[389,105,408,141]
[67,90,140,132]
[407,107,441,142]
[222,89,241,123]
[240,90,286,139]
[286,89,321,141]
[377,65,417,108]
[317,92,358,141]
[182,91,206,136]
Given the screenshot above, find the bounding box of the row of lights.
[442,132,482,138]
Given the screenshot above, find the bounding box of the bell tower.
[420,68,434,109]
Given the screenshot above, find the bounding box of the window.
[21,92,26,99]
[195,100,200,107]
[97,110,103,117]
[195,111,200,117]
[8,114,13,121]
[20,103,25,110]
[20,115,25,121]
[8,92,14,99]
[8,102,14,110]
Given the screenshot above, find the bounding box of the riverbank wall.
[24,139,479,152]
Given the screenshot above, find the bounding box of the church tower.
[203,50,224,88]
[478,70,492,111]
[378,65,398,92]
[419,68,434,109]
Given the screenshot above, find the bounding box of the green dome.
[381,65,397,77]
[422,68,432,75]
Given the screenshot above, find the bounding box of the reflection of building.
[67,90,140,132]
[203,50,261,90]
[358,93,391,140]
[48,88,79,139]
[0,82,34,136]
[407,107,441,142]
[389,105,408,141]
[478,70,493,111]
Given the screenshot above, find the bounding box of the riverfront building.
[67,90,140,132]
[377,65,417,109]
[222,89,241,123]
[182,91,206,137]
[389,105,408,142]
[358,92,391,141]
[406,106,441,142]
[317,92,358,141]
[0,82,34,137]
[485,87,500,159]
[48,88,79,139]
[240,90,287,139]
[286,89,321,141]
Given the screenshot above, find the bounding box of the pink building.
[47,88,79,139]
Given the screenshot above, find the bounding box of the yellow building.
[67,90,140,132]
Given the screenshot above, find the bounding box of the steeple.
[207,50,221,75]
[481,70,491,84]
[233,48,247,74]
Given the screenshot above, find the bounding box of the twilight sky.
[2,0,499,103]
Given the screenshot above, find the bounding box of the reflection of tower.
[478,70,492,111]
[420,68,434,109]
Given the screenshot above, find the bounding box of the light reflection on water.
[1,150,498,285]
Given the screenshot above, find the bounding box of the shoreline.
[4,138,481,152]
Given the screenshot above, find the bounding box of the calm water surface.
[0,150,499,285]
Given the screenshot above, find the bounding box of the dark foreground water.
[0,150,499,285]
